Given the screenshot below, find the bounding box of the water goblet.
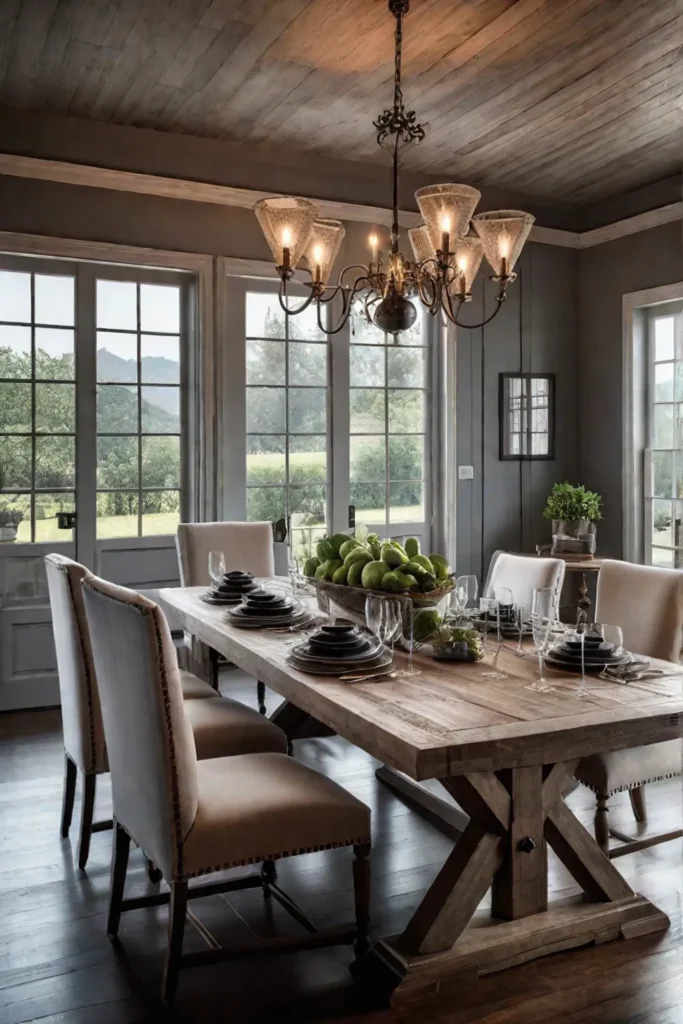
[365,595,402,659]
[515,603,531,657]
[454,575,478,623]
[525,587,555,692]
[482,586,512,679]
[208,550,226,585]
[398,596,421,678]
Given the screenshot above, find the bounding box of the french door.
[0,254,194,708]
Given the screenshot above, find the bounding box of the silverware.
[339,669,398,682]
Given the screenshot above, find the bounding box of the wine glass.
[208,550,226,585]
[514,603,531,658]
[398,596,421,678]
[454,575,478,622]
[598,623,624,656]
[525,587,555,692]
[574,620,590,699]
[365,595,402,656]
[482,586,512,679]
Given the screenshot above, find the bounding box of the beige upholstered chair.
[176,521,274,710]
[485,550,566,611]
[575,559,683,856]
[81,574,371,1004]
[45,554,287,870]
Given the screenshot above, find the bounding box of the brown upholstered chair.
[175,520,274,710]
[45,554,287,870]
[81,574,371,1005]
[575,559,683,856]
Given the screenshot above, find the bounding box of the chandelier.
[254,0,535,337]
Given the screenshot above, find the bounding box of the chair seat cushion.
[575,740,682,796]
[179,753,371,880]
[185,697,287,760]
[180,671,216,700]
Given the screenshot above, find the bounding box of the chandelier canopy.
[255,0,534,336]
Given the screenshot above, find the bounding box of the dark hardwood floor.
[1,668,683,1024]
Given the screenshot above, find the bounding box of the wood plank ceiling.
[0,0,680,205]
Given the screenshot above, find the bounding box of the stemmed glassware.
[482,586,512,679]
[399,597,421,678]
[515,603,531,657]
[525,587,555,692]
[453,575,478,623]
[208,550,226,584]
[574,620,590,699]
[365,595,402,658]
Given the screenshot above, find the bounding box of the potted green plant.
[542,482,602,557]
[0,452,25,542]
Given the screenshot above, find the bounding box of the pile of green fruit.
[302,531,452,595]
[432,625,484,660]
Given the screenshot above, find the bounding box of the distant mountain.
[97,348,179,384]
[97,348,179,433]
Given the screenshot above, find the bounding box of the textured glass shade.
[450,234,484,295]
[415,183,481,251]
[302,219,345,285]
[472,210,535,276]
[255,197,319,267]
[408,225,435,265]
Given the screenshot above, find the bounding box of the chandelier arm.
[277,277,316,317]
[447,289,509,329]
[338,263,373,285]
[320,275,375,335]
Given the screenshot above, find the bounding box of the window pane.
[247,387,286,433]
[678,405,683,449]
[652,451,673,498]
[0,436,31,489]
[97,492,139,538]
[141,335,180,384]
[389,481,424,523]
[141,436,180,488]
[289,342,326,385]
[531,433,549,456]
[1,495,31,541]
[34,275,74,327]
[141,386,179,433]
[0,271,31,323]
[98,384,138,433]
[350,346,384,387]
[34,492,75,542]
[0,382,31,432]
[35,383,75,433]
[289,434,326,483]
[675,364,683,403]
[389,435,423,481]
[97,280,137,330]
[351,309,384,344]
[350,389,385,433]
[396,318,423,346]
[246,293,285,338]
[674,451,683,500]
[35,436,75,489]
[388,390,424,433]
[652,499,673,546]
[291,525,326,559]
[289,484,326,522]
[288,303,325,341]
[288,387,326,433]
[142,490,180,536]
[246,340,284,385]
[654,361,674,402]
[652,546,674,567]
[35,329,74,380]
[97,436,139,488]
[0,326,31,378]
[246,486,286,522]
[387,347,425,387]
[97,332,137,382]
[653,404,673,448]
[140,284,179,334]
[654,318,674,361]
[350,436,386,482]
[351,482,385,525]
[247,435,285,485]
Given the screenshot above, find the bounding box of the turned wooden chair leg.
[78,772,97,870]
[595,793,610,854]
[60,753,77,838]
[107,823,130,939]
[629,785,647,823]
[352,843,371,957]
[162,881,188,1006]
[257,679,267,715]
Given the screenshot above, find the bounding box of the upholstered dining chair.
[484,550,566,612]
[175,521,274,710]
[45,553,287,871]
[81,574,371,1005]
[575,559,683,856]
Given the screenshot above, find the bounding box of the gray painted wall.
[578,220,683,557]
[456,241,579,581]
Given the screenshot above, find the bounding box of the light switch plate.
[458,465,474,480]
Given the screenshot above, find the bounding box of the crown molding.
[0,152,679,251]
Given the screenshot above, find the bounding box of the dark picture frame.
[499,373,555,460]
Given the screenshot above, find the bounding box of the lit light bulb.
[457,255,469,273]
[440,214,452,232]
[281,226,292,248]
[498,234,511,260]
[312,244,324,265]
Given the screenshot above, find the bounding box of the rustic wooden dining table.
[159,585,683,1015]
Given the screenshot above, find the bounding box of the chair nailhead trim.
[578,769,682,797]
[178,834,372,881]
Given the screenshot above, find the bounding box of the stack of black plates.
[545,633,631,673]
[200,570,258,606]
[289,622,393,676]
[227,587,309,629]
[472,604,529,637]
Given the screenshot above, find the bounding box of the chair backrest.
[81,575,198,879]
[595,559,683,662]
[45,553,106,775]
[176,521,275,586]
[485,550,566,612]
